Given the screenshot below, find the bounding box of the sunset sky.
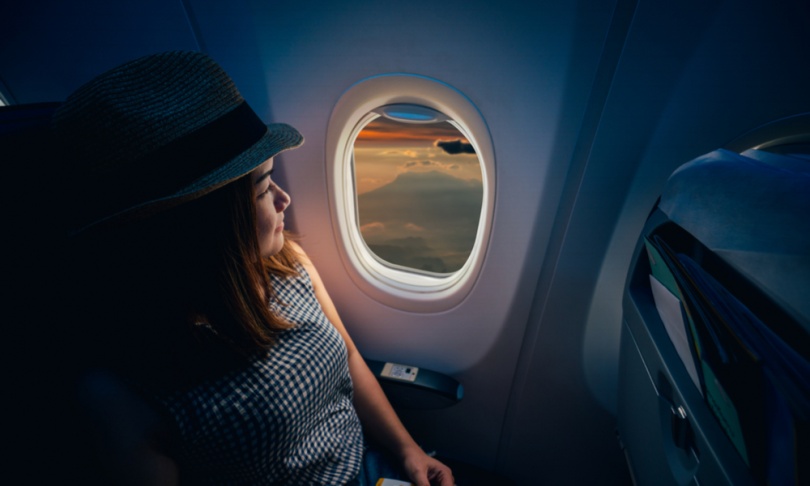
[353,115,481,194]
[352,114,484,272]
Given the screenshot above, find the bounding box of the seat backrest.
[4,102,181,485]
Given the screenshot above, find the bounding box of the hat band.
[75,102,267,230]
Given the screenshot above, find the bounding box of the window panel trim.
[326,74,495,312]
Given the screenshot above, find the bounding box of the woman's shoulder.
[287,240,309,265]
[284,240,333,298]
[286,240,316,277]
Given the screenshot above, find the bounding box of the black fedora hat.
[53,51,303,235]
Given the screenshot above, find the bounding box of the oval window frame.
[326,74,495,311]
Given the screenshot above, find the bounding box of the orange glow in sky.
[354,116,481,194]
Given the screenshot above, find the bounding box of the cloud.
[405,160,434,168]
[404,223,426,232]
[381,149,420,158]
[360,222,386,234]
[435,139,475,155]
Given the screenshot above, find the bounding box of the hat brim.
[180,122,304,197]
[75,122,303,234]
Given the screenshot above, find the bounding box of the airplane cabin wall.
[187,0,627,480]
[3,0,809,484]
[0,1,200,104]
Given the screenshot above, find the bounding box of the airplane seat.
[1,102,64,250]
[3,101,75,482]
[3,102,180,485]
[617,113,810,486]
[72,369,180,485]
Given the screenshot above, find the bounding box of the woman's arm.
[289,242,454,486]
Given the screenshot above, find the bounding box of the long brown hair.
[209,173,298,352]
[66,172,298,391]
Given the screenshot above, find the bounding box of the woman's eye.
[256,169,276,198]
[260,182,275,197]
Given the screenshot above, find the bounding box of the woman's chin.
[261,236,285,258]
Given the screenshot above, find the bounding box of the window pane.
[353,113,483,274]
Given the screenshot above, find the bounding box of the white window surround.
[325,73,496,312]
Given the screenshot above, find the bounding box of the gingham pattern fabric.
[160,263,364,485]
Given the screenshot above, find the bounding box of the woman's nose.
[274,186,291,212]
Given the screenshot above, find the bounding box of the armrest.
[365,359,464,410]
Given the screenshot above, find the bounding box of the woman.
[56,51,453,486]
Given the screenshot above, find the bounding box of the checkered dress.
[160,264,364,485]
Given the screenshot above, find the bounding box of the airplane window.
[327,74,494,310]
[352,105,484,274]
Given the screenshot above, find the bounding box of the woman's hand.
[401,445,454,486]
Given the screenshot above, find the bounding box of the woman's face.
[251,157,291,257]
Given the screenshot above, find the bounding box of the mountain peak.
[370,170,479,194]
